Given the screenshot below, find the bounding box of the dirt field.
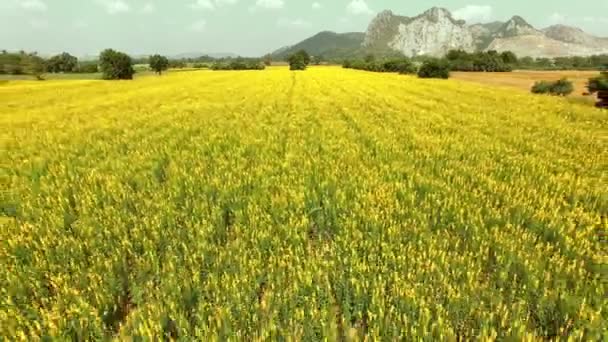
[452,70,600,104]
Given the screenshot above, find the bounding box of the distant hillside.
[170,52,238,59]
[271,31,365,60]
[272,7,608,59]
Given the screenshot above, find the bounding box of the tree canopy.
[99,49,135,80]
[149,54,169,75]
[288,50,311,71]
[47,52,78,73]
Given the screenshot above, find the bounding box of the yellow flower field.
[1,67,606,339]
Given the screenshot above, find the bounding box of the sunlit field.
[1,67,606,339]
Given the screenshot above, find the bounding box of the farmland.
[451,70,599,100]
[1,67,607,339]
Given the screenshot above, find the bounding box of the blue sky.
[1,0,607,57]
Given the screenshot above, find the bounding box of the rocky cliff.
[364,7,474,57]
[362,8,608,58]
[273,7,608,59]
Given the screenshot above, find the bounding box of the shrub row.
[211,59,265,70]
[588,72,608,108]
[343,57,450,79]
[531,79,574,96]
[587,72,608,93]
[343,58,417,74]
[446,50,514,72]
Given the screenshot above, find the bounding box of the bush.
[99,49,134,80]
[289,60,307,71]
[342,57,416,74]
[0,52,26,74]
[288,50,310,71]
[531,81,553,94]
[446,50,514,72]
[587,72,608,94]
[23,54,45,80]
[418,59,450,79]
[531,79,574,96]
[169,60,187,69]
[211,59,265,71]
[550,78,573,96]
[149,54,169,75]
[46,52,78,73]
[382,59,416,74]
[75,63,99,73]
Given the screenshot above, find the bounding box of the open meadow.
[1,67,607,339]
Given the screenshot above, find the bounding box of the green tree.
[500,51,518,65]
[587,72,608,94]
[288,50,310,71]
[22,53,45,80]
[531,79,573,96]
[0,52,24,74]
[263,54,272,66]
[531,81,552,94]
[99,49,135,80]
[417,59,450,79]
[75,62,99,73]
[47,52,78,73]
[549,78,573,96]
[149,54,169,75]
[312,55,323,65]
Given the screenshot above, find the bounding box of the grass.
[1,67,606,339]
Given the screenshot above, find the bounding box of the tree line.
[1,50,100,77]
[3,47,607,82]
[210,58,265,70]
[0,49,270,80]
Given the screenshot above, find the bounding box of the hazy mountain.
[271,31,365,59]
[495,16,543,38]
[485,19,608,58]
[272,7,608,59]
[543,24,608,46]
[169,52,238,59]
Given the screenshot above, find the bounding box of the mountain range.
[272,7,608,59]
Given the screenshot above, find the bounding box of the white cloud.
[190,20,207,32]
[20,0,47,11]
[452,5,493,23]
[346,0,372,16]
[97,0,130,14]
[277,17,312,29]
[548,12,566,24]
[190,0,238,11]
[190,0,214,10]
[142,3,156,13]
[255,0,284,10]
[312,2,322,10]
